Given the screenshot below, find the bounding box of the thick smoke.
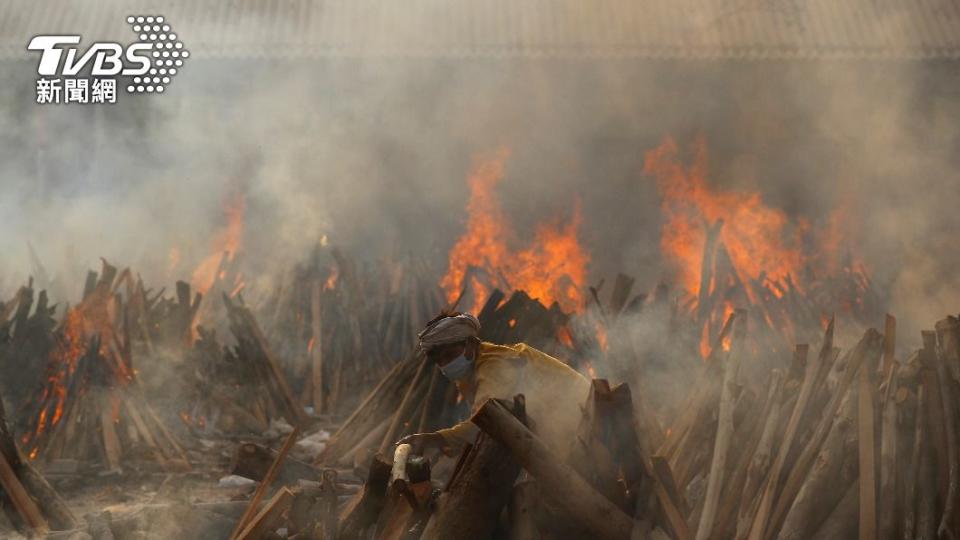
[0,2,957,351]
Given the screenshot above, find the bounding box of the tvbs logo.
[28,16,188,104]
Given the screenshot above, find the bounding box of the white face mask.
[440,353,473,380]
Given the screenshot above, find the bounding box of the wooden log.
[648,455,692,540]
[421,397,525,540]
[0,450,48,534]
[311,279,324,415]
[338,455,392,540]
[100,391,122,472]
[695,220,723,324]
[471,398,637,540]
[762,329,883,540]
[320,351,420,463]
[935,334,959,538]
[570,380,630,509]
[777,394,857,540]
[877,366,899,539]
[858,344,879,540]
[696,309,745,540]
[881,314,896,380]
[510,480,541,540]
[902,385,925,540]
[713,370,783,540]
[916,409,938,540]
[736,371,785,539]
[226,295,307,427]
[230,426,300,540]
[378,355,432,454]
[235,487,295,540]
[745,326,826,540]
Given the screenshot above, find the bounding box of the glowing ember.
[441,148,589,313]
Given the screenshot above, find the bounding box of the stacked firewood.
[315,288,960,539]
[0,279,58,411]
[19,260,190,473]
[0,386,78,536]
[258,247,446,417]
[181,293,307,435]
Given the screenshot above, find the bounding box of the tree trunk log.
[421,397,525,540]
[471,397,637,540]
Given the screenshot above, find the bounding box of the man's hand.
[396,432,446,454]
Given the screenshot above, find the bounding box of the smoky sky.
[0,21,959,347]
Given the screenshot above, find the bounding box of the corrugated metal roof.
[2,0,960,60]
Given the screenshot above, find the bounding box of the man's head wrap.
[417,313,481,352]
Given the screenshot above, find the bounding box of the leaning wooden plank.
[903,385,926,540]
[777,393,856,540]
[648,456,692,540]
[765,329,883,539]
[745,324,826,540]
[471,398,637,540]
[310,279,324,415]
[338,455,392,540]
[0,451,48,534]
[378,354,432,454]
[858,344,878,540]
[877,366,899,538]
[510,480,541,540]
[935,331,959,538]
[100,392,122,473]
[230,426,300,540]
[712,370,782,540]
[734,371,785,540]
[235,487,295,540]
[695,310,745,540]
[422,396,525,540]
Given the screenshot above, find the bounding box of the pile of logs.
[182,293,307,435]
[0,278,58,411]
[259,247,446,417]
[315,294,960,539]
[19,260,190,473]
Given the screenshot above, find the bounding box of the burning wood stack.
[20,260,190,473]
[0,278,58,411]
[0,387,78,536]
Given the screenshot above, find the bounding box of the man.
[398,312,590,459]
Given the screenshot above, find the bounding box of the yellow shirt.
[436,341,590,459]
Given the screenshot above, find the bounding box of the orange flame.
[441,148,589,313]
[596,323,609,352]
[645,136,869,358]
[324,267,339,291]
[191,192,246,295]
[557,326,575,349]
[644,137,804,302]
